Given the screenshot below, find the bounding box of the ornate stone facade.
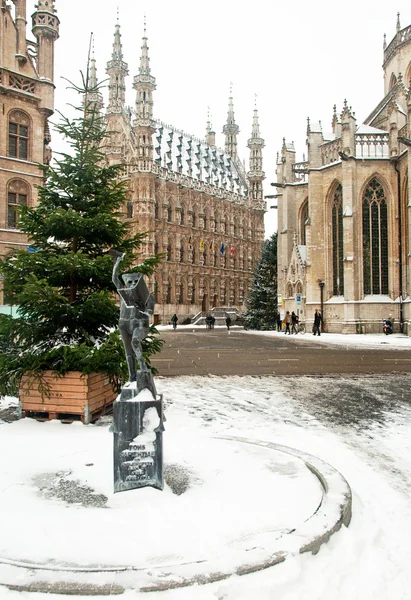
[0,0,59,302]
[277,14,411,334]
[102,23,265,321]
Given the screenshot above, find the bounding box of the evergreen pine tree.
[0,74,162,396]
[243,233,278,330]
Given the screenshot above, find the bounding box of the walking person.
[276,311,282,332]
[312,310,323,336]
[171,313,178,329]
[283,311,291,335]
[291,311,299,334]
[225,315,232,330]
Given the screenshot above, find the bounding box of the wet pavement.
[152,328,411,377]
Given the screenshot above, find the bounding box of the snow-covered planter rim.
[0,437,352,595]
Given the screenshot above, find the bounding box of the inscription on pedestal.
[113,380,164,493]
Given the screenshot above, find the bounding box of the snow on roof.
[356,123,387,134]
[309,121,322,133]
[397,103,407,116]
[285,142,295,152]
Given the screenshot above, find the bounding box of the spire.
[247,98,265,206]
[383,33,387,51]
[89,43,98,89]
[223,84,240,159]
[139,16,152,77]
[112,20,123,61]
[397,12,401,33]
[85,39,103,114]
[206,107,216,147]
[251,95,260,138]
[106,18,129,114]
[133,20,156,164]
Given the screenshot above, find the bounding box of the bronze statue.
[111,252,154,382]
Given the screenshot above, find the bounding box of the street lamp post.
[318,281,325,332]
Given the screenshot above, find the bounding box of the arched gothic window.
[154,201,159,219]
[8,179,29,229]
[165,281,171,304]
[332,184,344,296]
[300,200,309,245]
[167,204,172,222]
[362,178,388,295]
[179,244,184,263]
[177,283,183,304]
[8,110,30,160]
[180,207,185,225]
[167,242,172,262]
[126,201,133,218]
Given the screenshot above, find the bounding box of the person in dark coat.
[291,311,299,334]
[313,310,323,336]
[276,311,282,332]
[225,315,232,330]
[171,313,178,329]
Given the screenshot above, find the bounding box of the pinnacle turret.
[223,86,240,159]
[206,108,216,147]
[31,0,59,83]
[133,22,156,163]
[251,107,260,138]
[86,48,103,114]
[247,100,265,205]
[106,20,128,115]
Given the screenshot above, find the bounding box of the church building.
[277,14,411,334]
[0,0,59,305]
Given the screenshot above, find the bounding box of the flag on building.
[209,240,214,252]
[230,244,235,256]
[220,242,225,255]
[199,239,205,252]
[188,236,193,249]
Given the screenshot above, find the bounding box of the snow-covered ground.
[1,331,411,599]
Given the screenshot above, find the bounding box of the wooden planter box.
[19,371,117,424]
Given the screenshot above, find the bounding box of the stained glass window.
[362,178,388,295]
[332,184,344,296]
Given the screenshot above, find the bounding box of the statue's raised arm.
[111,250,125,290]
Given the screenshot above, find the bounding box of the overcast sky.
[26,1,411,237]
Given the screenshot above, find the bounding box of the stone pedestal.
[113,371,164,493]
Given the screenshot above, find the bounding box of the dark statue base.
[113,370,164,493]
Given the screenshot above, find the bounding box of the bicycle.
[294,322,306,334]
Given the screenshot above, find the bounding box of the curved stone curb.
[0,437,352,595]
